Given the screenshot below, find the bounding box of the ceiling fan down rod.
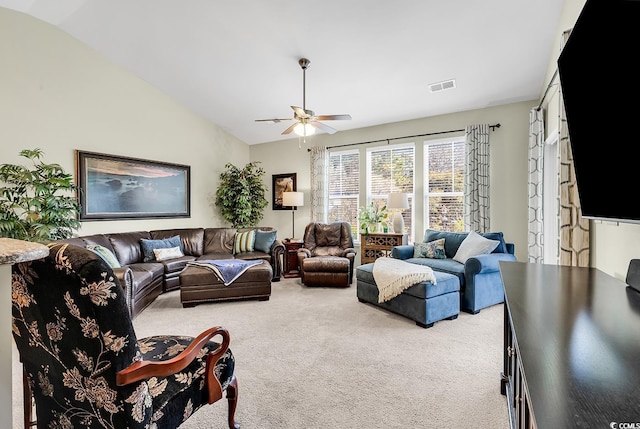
[299,58,310,111]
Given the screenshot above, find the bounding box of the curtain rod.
[537,68,559,110]
[308,123,501,152]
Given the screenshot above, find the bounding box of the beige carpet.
[13,277,509,428]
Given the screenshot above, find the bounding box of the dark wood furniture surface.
[283,240,303,278]
[499,261,640,429]
[360,232,407,264]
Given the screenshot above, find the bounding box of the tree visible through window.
[328,150,359,233]
[367,144,414,238]
[424,138,465,232]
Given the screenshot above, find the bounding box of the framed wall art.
[76,150,191,220]
[272,173,296,210]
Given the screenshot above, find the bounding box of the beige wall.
[0,8,249,236]
[251,101,533,263]
[539,0,640,280]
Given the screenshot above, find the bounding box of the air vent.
[429,79,456,93]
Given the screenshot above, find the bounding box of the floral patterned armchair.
[12,243,239,429]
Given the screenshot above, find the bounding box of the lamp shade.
[283,191,304,207]
[387,192,409,209]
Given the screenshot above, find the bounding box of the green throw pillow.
[413,238,446,259]
[234,230,256,254]
[86,244,121,268]
[254,230,277,253]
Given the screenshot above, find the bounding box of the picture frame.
[272,173,296,210]
[76,150,191,220]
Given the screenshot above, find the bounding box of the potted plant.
[215,161,268,228]
[0,148,81,242]
[357,202,388,234]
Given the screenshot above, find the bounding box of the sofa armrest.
[341,247,357,258]
[390,245,414,260]
[269,239,286,280]
[465,253,517,276]
[112,267,134,318]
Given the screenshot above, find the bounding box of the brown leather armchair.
[297,221,357,287]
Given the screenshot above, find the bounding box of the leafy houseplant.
[0,148,81,242]
[357,202,388,234]
[215,161,268,228]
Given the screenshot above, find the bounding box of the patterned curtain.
[559,30,590,267]
[527,108,545,263]
[309,146,329,223]
[464,124,490,232]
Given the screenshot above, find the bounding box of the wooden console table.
[360,232,407,264]
[499,261,640,428]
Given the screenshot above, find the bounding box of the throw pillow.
[413,238,446,259]
[254,229,277,253]
[234,230,256,254]
[153,246,184,261]
[453,231,500,264]
[140,235,182,262]
[86,244,121,268]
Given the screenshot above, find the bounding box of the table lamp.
[282,191,304,240]
[387,192,409,233]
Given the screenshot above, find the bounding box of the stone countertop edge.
[0,238,49,265]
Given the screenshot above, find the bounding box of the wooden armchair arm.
[116,326,231,403]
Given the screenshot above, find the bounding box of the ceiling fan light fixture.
[294,122,315,136]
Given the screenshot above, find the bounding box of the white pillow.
[153,246,184,261]
[453,231,500,264]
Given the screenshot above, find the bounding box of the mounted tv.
[557,0,640,224]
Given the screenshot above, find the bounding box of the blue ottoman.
[356,262,460,328]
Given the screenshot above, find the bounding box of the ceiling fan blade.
[255,118,293,123]
[314,114,352,121]
[311,121,337,134]
[291,106,311,119]
[282,123,298,135]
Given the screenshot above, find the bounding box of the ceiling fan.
[255,58,351,136]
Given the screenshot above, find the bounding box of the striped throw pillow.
[234,230,256,254]
[86,244,121,268]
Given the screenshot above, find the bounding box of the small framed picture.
[272,173,296,210]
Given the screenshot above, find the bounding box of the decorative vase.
[369,223,378,233]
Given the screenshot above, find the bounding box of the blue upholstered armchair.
[391,229,516,314]
[12,243,239,429]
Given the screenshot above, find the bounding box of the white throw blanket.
[372,257,437,303]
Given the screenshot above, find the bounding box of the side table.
[283,240,303,278]
[360,233,408,264]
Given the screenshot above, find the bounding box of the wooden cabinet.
[360,233,407,264]
[283,240,303,278]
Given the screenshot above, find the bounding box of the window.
[367,144,414,238]
[423,138,465,232]
[328,150,360,233]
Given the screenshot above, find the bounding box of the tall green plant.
[0,148,81,242]
[215,161,268,228]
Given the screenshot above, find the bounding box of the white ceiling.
[1,0,565,145]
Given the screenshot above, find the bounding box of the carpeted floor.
[13,276,510,428]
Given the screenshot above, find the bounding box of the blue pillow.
[254,230,277,253]
[140,236,182,262]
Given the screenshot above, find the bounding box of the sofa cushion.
[413,238,446,259]
[108,231,151,266]
[254,229,277,253]
[314,223,341,247]
[203,228,236,254]
[150,228,205,256]
[140,235,182,262]
[452,231,500,264]
[423,229,507,256]
[234,230,256,254]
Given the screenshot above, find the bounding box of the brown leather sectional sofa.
[60,227,284,318]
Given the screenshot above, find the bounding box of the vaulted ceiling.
[1,0,565,145]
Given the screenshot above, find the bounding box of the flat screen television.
[557,0,640,224]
